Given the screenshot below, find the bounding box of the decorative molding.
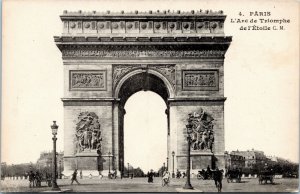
[60,10,226,35]
[112,65,140,88]
[182,70,219,91]
[149,64,175,88]
[62,46,226,59]
[70,70,107,91]
[112,64,176,89]
[55,36,232,43]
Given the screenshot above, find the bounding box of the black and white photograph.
[1,0,299,192]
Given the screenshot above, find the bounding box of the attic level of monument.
[59,10,227,36]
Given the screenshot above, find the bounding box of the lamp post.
[127,163,130,178]
[59,160,62,179]
[108,151,111,176]
[183,115,193,190]
[172,151,175,178]
[167,157,169,171]
[50,121,60,191]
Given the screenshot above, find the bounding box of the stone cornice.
[55,37,232,59]
[54,36,232,44]
[59,10,228,36]
[60,10,226,20]
[61,97,226,102]
[168,97,227,102]
[61,98,120,102]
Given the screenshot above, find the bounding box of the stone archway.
[55,10,232,176]
[114,70,172,175]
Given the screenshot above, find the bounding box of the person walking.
[147,170,154,183]
[28,170,35,188]
[162,170,170,186]
[71,169,80,185]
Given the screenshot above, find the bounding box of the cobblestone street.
[1,177,298,192]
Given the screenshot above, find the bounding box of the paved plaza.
[0,177,298,192]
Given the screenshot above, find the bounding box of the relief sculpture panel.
[188,108,215,152]
[75,112,103,155]
[70,70,106,91]
[182,70,218,91]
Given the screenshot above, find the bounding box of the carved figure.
[75,112,103,153]
[71,73,104,88]
[189,108,215,152]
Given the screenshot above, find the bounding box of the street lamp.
[108,151,111,176]
[50,121,60,191]
[167,157,169,171]
[59,160,62,179]
[183,115,193,190]
[127,163,130,178]
[172,151,175,178]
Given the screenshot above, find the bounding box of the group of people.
[65,167,224,192]
[147,170,171,186]
[28,170,51,188]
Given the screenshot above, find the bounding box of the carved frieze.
[70,70,106,91]
[182,70,218,91]
[75,112,103,155]
[188,108,215,152]
[62,45,226,58]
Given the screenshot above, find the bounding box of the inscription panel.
[182,70,218,91]
[70,70,107,91]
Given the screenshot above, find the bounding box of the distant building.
[230,149,266,168]
[36,151,64,170]
[266,155,278,162]
[224,151,245,169]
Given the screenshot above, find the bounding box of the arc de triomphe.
[54,10,232,176]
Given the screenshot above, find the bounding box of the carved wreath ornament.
[75,112,102,154]
[189,108,215,152]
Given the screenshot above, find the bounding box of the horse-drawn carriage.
[197,169,212,180]
[226,169,242,183]
[258,170,274,184]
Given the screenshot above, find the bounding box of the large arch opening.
[116,72,171,175]
[124,91,167,173]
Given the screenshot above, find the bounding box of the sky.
[1,0,299,171]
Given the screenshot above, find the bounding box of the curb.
[42,189,72,193]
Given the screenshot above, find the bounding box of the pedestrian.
[176,169,181,178]
[147,170,154,183]
[35,171,42,187]
[162,170,170,186]
[212,167,223,192]
[99,172,103,179]
[71,169,80,185]
[28,170,35,188]
[80,170,83,179]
